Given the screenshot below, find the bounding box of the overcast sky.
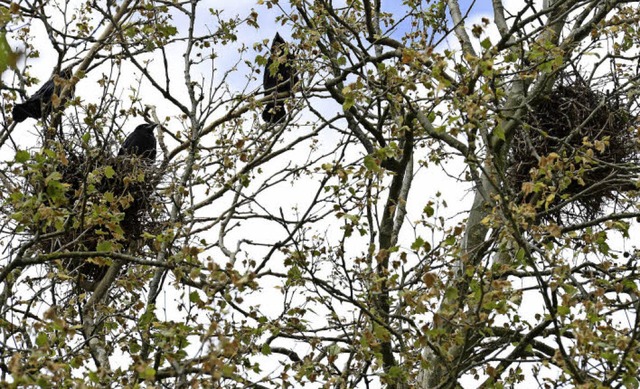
[7,1,631,387]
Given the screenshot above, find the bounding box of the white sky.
[1,0,637,387]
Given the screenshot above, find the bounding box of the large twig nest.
[508,72,639,224]
[24,146,163,284]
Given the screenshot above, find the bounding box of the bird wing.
[263,57,277,92]
[29,79,56,102]
[118,131,136,155]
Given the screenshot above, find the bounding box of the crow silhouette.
[118,123,157,162]
[262,33,298,123]
[12,67,74,123]
[116,123,158,246]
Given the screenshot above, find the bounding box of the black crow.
[118,123,157,162]
[12,67,74,123]
[262,33,298,123]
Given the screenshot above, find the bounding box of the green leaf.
[255,54,267,66]
[287,265,302,281]
[480,37,492,50]
[0,31,21,74]
[139,366,156,380]
[36,332,48,347]
[557,305,570,316]
[363,155,380,172]
[10,191,22,202]
[427,111,436,123]
[46,171,62,184]
[327,344,341,355]
[321,163,333,172]
[342,96,354,111]
[96,241,112,251]
[387,365,405,379]
[622,375,639,389]
[423,204,435,217]
[15,150,30,163]
[139,310,154,327]
[444,287,459,301]
[504,51,518,63]
[104,165,115,179]
[342,85,354,111]
[88,371,100,383]
[129,340,141,354]
[261,343,271,355]
[159,25,178,38]
[373,324,390,341]
[70,357,82,369]
[444,235,456,245]
[411,237,425,251]
[189,291,201,303]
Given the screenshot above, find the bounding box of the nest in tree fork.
[507,73,639,224]
[27,148,162,284]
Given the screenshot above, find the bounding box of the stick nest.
[24,147,163,285]
[507,72,639,224]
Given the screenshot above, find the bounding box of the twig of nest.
[25,147,163,286]
[508,72,639,224]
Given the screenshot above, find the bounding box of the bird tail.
[262,102,286,123]
[12,104,29,123]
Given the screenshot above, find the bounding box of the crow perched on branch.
[116,123,158,245]
[118,123,157,162]
[12,67,74,123]
[262,33,298,123]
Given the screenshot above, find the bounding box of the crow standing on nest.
[262,33,298,123]
[118,123,157,162]
[12,67,74,123]
[117,123,157,240]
